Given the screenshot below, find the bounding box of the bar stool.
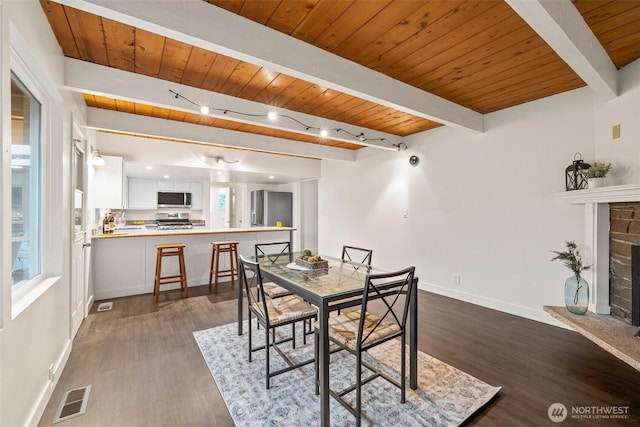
[154,243,188,303]
[208,241,239,294]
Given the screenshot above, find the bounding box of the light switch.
[402,209,409,218]
[613,124,621,139]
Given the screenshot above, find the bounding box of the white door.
[211,185,230,228]
[70,134,87,338]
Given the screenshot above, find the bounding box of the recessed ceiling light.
[269,175,275,180]
[320,129,328,137]
[267,111,277,121]
[163,175,170,179]
[146,166,153,170]
[200,105,210,115]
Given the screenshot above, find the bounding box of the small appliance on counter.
[155,212,193,230]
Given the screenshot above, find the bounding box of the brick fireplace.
[610,202,640,326]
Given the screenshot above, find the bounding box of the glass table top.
[255,251,373,299]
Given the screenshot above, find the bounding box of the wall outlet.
[452,274,461,286]
[48,364,55,382]
[402,209,409,218]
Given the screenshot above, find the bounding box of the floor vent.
[97,302,113,312]
[53,385,91,424]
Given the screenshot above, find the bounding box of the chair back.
[255,241,292,264]
[239,255,270,323]
[358,266,416,349]
[341,245,373,272]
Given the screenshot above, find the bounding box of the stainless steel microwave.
[157,191,192,208]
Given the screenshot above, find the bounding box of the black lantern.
[565,152,591,191]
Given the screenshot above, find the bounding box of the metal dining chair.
[336,245,373,315]
[239,255,317,389]
[314,266,416,426]
[341,245,372,271]
[255,242,294,299]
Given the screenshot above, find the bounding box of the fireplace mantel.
[556,183,640,204]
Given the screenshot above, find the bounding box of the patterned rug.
[194,321,500,426]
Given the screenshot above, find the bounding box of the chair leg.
[401,333,406,403]
[179,248,188,298]
[213,247,220,294]
[208,246,215,292]
[292,323,296,349]
[265,324,271,389]
[248,310,253,363]
[314,329,319,396]
[302,320,307,345]
[154,249,161,303]
[356,352,362,427]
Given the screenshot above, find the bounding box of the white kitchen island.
[91,226,295,300]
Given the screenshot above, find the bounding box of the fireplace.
[633,246,640,326]
[610,202,640,326]
[557,184,640,321]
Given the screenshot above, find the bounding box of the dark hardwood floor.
[38,286,640,426]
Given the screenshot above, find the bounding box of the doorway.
[70,120,89,338]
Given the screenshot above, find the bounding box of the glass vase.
[564,275,589,315]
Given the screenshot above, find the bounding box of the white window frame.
[8,23,61,319]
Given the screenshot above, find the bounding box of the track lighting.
[168,89,402,149]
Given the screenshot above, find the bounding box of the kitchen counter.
[92,226,295,239]
[91,226,295,300]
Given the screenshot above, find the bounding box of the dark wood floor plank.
[37,287,640,426]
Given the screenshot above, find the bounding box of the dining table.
[237,251,419,427]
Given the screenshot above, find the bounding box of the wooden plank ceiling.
[40,0,640,152]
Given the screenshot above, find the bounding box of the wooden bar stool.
[154,243,188,303]
[208,241,239,294]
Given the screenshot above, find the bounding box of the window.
[11,72,42,289]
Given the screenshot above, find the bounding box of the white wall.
[594,58,640,185]
[1,2,87,426]
[319,86,611,326]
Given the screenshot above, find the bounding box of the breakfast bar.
[92,226,295,300]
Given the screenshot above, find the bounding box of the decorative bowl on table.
[295,250,329,270]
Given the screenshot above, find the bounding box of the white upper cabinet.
[157,180,190,192]
[94,155,124,209]
[127,178,157,210]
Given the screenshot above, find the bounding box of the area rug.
[194,321,500,426]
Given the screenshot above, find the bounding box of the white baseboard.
[419,281,571,330]
[28,338,72,427]
[85,293,95,316]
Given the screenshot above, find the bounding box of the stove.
[155,213,192,230]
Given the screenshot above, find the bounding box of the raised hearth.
[544,306,640,372]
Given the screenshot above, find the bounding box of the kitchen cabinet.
[157,180,190,192]
[190,181,203,210]
[127,178,157,210]
[94,155,124,209]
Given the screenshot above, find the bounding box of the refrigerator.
[251,190,293,227]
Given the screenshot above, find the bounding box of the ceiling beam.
[64,58,401,151]
[52,0,484,133]
[506,0,618,101]
[86,108,357,162]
